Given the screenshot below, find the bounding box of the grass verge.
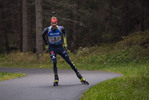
[80,63,149,100]
[0,72,26,81]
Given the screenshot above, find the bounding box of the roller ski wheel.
[53,80,59,86]
[81,78,89,85]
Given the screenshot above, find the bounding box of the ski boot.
[76,72,89,85]
[53,80,59,86]
[53,74,59,86]
[80,77,89,85]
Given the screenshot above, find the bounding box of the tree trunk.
[140,0,144,32]
[18,0,23,51]
[71,3,79,51]
[105,1,113,33]
[71,22,77,51]
[3,0,10,53]
[122,0,129,36]
[35,0,43,59]
[22,0,28,52]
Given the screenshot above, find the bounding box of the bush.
[116,30,149,49]
[73,30,149,65]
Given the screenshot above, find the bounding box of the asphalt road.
[0,67,121,100]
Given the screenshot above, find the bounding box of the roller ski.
[53,80,59,86]
[53,74,59,86]
[76,72,89,85]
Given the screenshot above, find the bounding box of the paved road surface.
[0,67,121,100]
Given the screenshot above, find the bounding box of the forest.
[0,0,149,54]
[0,1,149,99]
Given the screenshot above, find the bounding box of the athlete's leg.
[50,51,57,75]
[49,47,59,82]
[58,47,78,74]
[58,46,89,85]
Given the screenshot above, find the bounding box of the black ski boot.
[53,74,59,86]
[80,77,89,85]
[76,72,89,85]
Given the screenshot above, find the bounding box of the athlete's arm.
[61,27,67,46]
[42,27,48,45]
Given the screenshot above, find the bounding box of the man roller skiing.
[42,16,89,86]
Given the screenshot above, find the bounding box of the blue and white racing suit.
[42,26,78,75]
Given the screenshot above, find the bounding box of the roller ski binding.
[53,74,59,86]
[80,78,89,85]
[53,80,59,86]
[76,72,89,85]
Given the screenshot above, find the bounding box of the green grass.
[0,72,26,81]
[80,63,149,100]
